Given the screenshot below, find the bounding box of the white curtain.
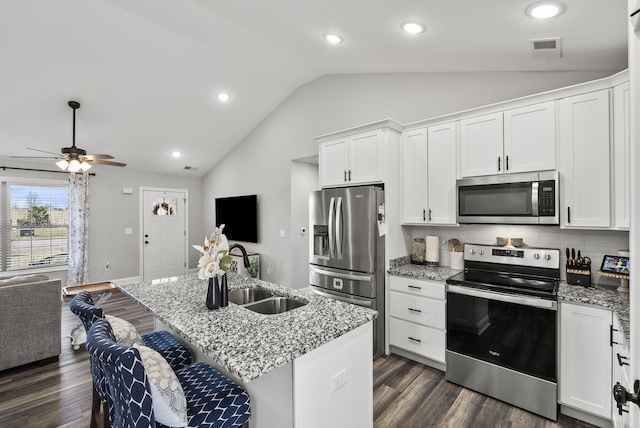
[67,172,89,286]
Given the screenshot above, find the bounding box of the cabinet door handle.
[428,209,432,222]
[506,155,509,171]
[611,325,620,346]
[348,170,351,181]
[567,206,571,224]
[407,307,422,313]
[498,156,501,172]
[423,209,426,221]
[407,285,422,290]
[617,353,630,366]
[344,170,347,182]
[408,336,422,343]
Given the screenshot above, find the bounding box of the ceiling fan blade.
[83,154,114,160]
[26,147,62,156]
[88,159,127,167]
[10,155,60,159]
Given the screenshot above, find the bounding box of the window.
[1,180,69,271]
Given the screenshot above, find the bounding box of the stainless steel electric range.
[445,243,560,421]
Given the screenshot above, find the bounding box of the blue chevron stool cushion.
[87,319,251,428]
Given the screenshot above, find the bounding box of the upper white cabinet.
[401,122,457,225]
[459,101,555,177]
[459,112,503,177]
[503,101,556,173]
[559,302,612,420]
[317,121,401,188]
[612,82,630,230]
[558,90,611,229]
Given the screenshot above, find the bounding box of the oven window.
[459,182,533,216]
[447,292,556,382]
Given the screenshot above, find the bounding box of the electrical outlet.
[331,368,347,392]
[266,267,271,275]
[105,262,110,270]
[280,229,286,237]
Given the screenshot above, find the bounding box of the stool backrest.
[86,318,156,428]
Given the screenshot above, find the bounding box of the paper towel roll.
[426,236,440,263]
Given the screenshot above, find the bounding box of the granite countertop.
[119,273,376,382]
[388,256,462,282]
[388,256,630,347]
[559,282,630,346]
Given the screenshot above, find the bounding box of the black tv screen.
[215,194,258,243]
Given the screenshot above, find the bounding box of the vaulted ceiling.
[0,0,628,177]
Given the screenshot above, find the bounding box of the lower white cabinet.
[559,302,613,420]
[388,276,445,367]
[612,313,631,428]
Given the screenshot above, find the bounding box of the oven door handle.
[310,287,373,307]
[446,284,557,310]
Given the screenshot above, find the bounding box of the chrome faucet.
[229,243,250,268]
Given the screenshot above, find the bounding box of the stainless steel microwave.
[456,171,559,225]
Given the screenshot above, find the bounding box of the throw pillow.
[133,343,188,427]
[104,315,144,347]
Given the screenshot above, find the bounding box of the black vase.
[206,276,221,310]
[220,274,228,307]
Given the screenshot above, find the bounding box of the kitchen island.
[119,273,376,428]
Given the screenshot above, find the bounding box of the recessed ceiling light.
[401,21,425,34]
[217,92,230,102]
[527,2,562,19]
[323,33,343,44]
[171,151,182,158]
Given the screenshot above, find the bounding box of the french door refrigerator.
[309,185,385,358]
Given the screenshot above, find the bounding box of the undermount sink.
[228,288,275,305]
[243,297,307,315]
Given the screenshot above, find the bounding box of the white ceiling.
[0,0,629,177]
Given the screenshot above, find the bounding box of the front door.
[142,189,187,281]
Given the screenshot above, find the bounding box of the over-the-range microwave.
[456,171,559,225]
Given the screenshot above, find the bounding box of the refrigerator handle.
[328,197,336,258]
[336,196,343,259]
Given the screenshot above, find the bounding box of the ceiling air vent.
[183,166,199,171]
[529,37,562,59]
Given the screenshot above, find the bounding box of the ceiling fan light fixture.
[80,161,92,172]
[526,2,562,19]
[56,159,69,170]
[67,159,82,173]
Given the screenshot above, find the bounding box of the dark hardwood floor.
[0,291,595,428]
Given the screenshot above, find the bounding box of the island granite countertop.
[119,273,376,383]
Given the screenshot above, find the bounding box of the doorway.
[140,188,188,281]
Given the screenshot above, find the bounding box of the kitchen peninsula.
[119,273,376,428]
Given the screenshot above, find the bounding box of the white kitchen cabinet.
[400,123,457,225]
[558,89,611,229]
[613,82,630,230]
[559,302,612,420]
[388,276,446,368]
[459,112,503,177]
[318,129,383,187]
[612,313,631,428]
[503,101,556,173]
[459,101,555,177]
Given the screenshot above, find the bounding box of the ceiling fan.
[12,100,126,172]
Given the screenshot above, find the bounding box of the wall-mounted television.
[215,194,258,243]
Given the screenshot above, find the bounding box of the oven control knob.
[479,249,484,256]
[470,249,476,255]
[533,253,541,260]
[544,254,552,261]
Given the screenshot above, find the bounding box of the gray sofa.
[0,274,61,371]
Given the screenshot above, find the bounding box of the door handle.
[498,156,501,172]
[506,155,509,171]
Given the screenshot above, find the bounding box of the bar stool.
[70,291,192,428]
[86,318,251,428]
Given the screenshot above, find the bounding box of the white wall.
[0,159,203,285]
[202,70,619,287]
[290,160,318,288]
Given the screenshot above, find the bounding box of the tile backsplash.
[406,225,629,286]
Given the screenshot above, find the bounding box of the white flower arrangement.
[193,224,233,280]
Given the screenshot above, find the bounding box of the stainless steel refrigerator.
[309,185,385,358]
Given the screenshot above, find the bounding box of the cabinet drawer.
[390,318,445,363]
[389,275,444,300]
[390,291,445,329]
